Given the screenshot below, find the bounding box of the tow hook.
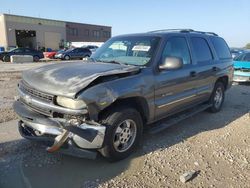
[46,130,70,152]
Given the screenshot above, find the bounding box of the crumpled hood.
[234,61,250,69]
[22,62,140,98]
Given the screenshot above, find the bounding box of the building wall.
[0,14,112,50]
[0,15,8,49]
[66,22,111,43]
[4,14,66,50]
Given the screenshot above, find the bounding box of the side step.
[148,104,212,134]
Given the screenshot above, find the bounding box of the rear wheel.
[208,82,225,113]
[99,107,143,162]
[3,55,10,62]
[33,55,40,62]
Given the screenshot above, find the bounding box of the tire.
[3,55,10,62]
[208,82,225,113]
[33,56,40,62]
[99,107,143,162]
[64,55,70,60]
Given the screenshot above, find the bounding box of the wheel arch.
[216,75,229,90]
[98,96,150,125]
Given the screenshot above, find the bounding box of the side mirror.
[159,57,184,70]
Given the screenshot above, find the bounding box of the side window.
[79,48,85,52]
[210,37,231,59]
[243,53,250,62]
[191,37,213,63]
[25,49,31,52]
[234,53,245,61]
[13,48,23,53]
[162,37,191,65]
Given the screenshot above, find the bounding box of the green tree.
[245,43,250,49]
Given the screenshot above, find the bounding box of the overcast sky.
[1,0,250,47]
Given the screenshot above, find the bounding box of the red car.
[43,51,57,59]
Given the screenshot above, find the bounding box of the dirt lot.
[0,72,20,123]
[0,70,249,188]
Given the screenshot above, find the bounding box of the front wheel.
[64,55,70,60]
[99,107,143,162]
[208,82,225,113]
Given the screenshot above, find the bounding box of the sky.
[0,0,250,47]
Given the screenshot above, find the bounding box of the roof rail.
[148,29,218,36]
[193,30,218,36]
[148,29,194,33]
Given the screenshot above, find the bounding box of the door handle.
[212,67,218,71]
[190,71,197,77]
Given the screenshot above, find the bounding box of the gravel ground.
[0,71,249,188]
[0,72,21,123]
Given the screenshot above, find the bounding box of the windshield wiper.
[96,59,128,66]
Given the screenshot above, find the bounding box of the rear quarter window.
[210,37,231,59]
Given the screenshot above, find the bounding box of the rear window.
[191,37,213,62]
[211,37,231,59]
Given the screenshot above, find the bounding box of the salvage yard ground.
[0,62,249,188]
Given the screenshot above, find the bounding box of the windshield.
[91,36,160,66]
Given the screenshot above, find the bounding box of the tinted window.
[191,37,213,62]
[78,48,85,52]
[243,53,250,62]
[162,37,191,65]
[24,49,31,52]
[211,37,231,59]
[13,48,24,53]
[74,48,82,53]
[82,48,90,53]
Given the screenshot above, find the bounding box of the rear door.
[70,48,79,59]
[187,36,215,101]
[154,36,200,120]
[78,48,90,58]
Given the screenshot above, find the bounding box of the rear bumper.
[13,101,106,159]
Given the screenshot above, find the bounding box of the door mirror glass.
[159,57,183,70]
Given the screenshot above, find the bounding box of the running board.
[148,104,212,134]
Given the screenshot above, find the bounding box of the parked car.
[43,51,57,59]
[13,29,233,161]
[230,48,245,59]
[54,48,91,60]
[0,47,44,62]
[233,52,250,82]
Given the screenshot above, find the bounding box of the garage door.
[44,32,61,50]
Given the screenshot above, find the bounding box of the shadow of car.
[0,48,44,62]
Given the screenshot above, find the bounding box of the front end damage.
[13,83,106,159]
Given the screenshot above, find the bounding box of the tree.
[245,43,250,49]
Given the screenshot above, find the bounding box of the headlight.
[56,96,87,109]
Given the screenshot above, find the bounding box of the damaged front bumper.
[13,101,106,159]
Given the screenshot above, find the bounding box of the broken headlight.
[56,96,87,110]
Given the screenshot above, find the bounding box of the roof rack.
[148,29,218,36]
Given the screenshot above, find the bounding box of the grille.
[20,97,52,116]
[19,81,54,103]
